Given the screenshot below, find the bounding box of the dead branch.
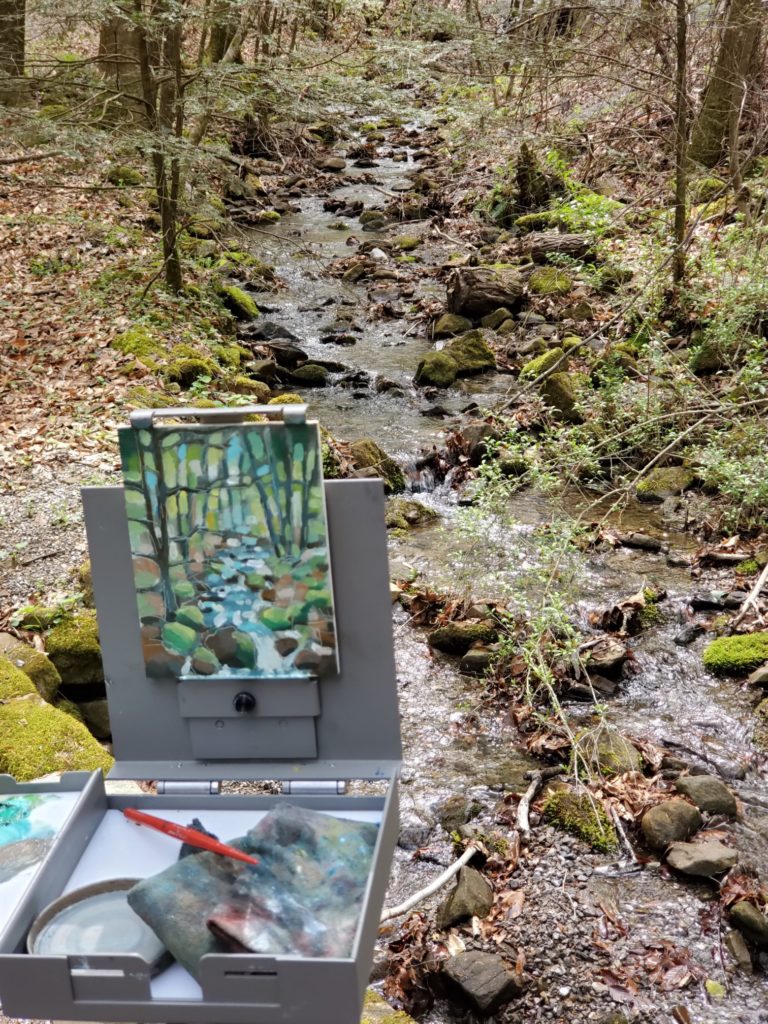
[379,843,478,923]
[731,560,768,628]
[517,770,543,835]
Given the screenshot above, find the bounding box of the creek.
[242,130,768,1022]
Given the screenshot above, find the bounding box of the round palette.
[27,878,170,972]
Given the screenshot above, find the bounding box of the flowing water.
[242,133,768,1021]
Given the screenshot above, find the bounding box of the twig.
[517,770,544,835]
[379,843,477,923]
[18,549,64,566]
[609,807,638,864]
[0,151,64,165]
[731,560,768,629]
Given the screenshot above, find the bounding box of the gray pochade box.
[0,406,402,1024]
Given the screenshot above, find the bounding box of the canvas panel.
[118,421,338,681]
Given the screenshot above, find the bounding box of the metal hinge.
[281,780,347,796]
[156,780,221,795]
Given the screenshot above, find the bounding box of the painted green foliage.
[119,422,337,680]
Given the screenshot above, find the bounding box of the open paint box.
[0,405,401,1024]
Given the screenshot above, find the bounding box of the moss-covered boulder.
[540,371,586,422]
[0,696,113,780]
[0,636,61,701]
[480,307,514,331]
[520,346,564,379]
[641,798,701,851]
[219,284,259,320]
[269,392,304,405]
[15,605,65,631]
[186,203,226,239]
[427,621,497,655]
[433,314,473,338]
[164,357,217,389]
[230,376,271,401]
[575,727,642,777]
[349,439,405,494]
[528,267,572,296]
[690,340,727,374]
[290,363,329,387]
[0,656,37,700]
[106,164,143,186]
[385,498,440,530]
[77,560,95,607]
[689,177,727,203]
[362,990,417,1024]
[703,633,768,675]
[414,351,458,388]
[112,325,163,368]
[394,235,421,252]
[445,330,497,376]
[636,466,696,503]
[45,610,104,686]
[542,784,617,852]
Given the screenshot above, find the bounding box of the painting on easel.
[119,421,338,680]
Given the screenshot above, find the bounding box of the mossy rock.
[250,210,281,224]
[290,364,328,387]
[445,330,497,375]
[211,343,249,369]
[542,784,617,852]
[636,466,696,503]
[480,307,514,331]
[433,314,473,338]
[575,727,642,777]
[164,358,217,389]
[349,438,405,494]
[0,638,61,702]
[162,621,199,656]
[427,621,497,655]
[219,284,259,320]
[690,340,727,374]
[414,350,458,388]
[216,252,276,284]
[385,498,440,530]
[0,656,37,701]
[106,164,143,186]
[394,235,421,252]
[703,633,768,675]
[0,696,113,780]
[125,386,178,409]
[515,211,558,232]
[689,177,727,203]
[362,990,417,1024]
[186,203,226,239]
[112,326,163,368]
[540,371,586,422]
[46,611,103,686]
[520,346,564,378]
[561,334,582,352]
[15,605,65,631]
[528,266,572,296]
[55,696,85,724]
[77,560,94,607]
[230,377,271,401]
[360,209,386,225]
[268,393,304,404]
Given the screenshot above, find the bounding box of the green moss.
[211,344,246,369]
[736,559,760,575]
[0,698,113,780]
[106,164,143,186]
[414,350,458,388]
[46,610,103,685]
[0,657,37,700]
[394,235,421,251]
[428,621,496,654]
[515,211,558,231]
[112,326,163,367]
[216,252,276,283]
[15,605,65,631]
[164,358,217,388]
[349,439,405,494]
[77,560,94,607]
[55,697,85,724]
[540,371,586,422]
[218,284,260,320]
[230,376,271,401]
[528,266,572,296]
[575,727,642,776]
[636,466,696,502]
[445,330,497,375]
[433,314,473,338]
[125,386,178,409]
[689,177,727,203]
[0,642,60,701]
[269,393,304,404]
[362,990,416,1024]
[520,346,565,378]
[703,632,768,675]
[561,334,582,352]
[543,786,617,852]
[291,364,328,387]
[385,499,440,530]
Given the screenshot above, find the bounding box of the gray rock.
[442,951,524,1014]
[747,662,768,687]
[725,928,753,971]
[674,624,705,646]
[460,648,492,676]
[318,156,346,171]
[674,774,738,816]
[435,794,471,832]
[666,839,738,876]
[436,866,493,929]
[586,637,628,676]
[730,901,768,947]
[78,699,111,740]
[641,798,702,851]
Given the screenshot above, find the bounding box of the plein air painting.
[119,422,338,680]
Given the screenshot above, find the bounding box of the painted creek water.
[241,134,768,1021]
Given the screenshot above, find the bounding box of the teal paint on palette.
[0,796,55,884]
[118,421,339,681]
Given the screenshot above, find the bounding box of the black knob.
[233,691,256,714]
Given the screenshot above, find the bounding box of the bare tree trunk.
[689,0,764,167]
[0,0,24,77]
[673,0,688,286]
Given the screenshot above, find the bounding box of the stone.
[427,621,497,655]
[725,928,753,971]
[442,951,524,1014]
[446,266,524,318]
[460,648,493,676]
[318,156,346,171]
[576,727,642,776]
[690,340,726,374]
[519,346,564,379]
[462,422,500,466]
[674,774,738,816]
[641,798,702,851]
[528,266,572,295]
[433,313,473,338]
[349,438,405,494]
[78,699,112,740]
[666,839,738,876]
[636,466,696,503]
[219,284,259,320]
[480,307,514,331]
[45,611,104,686]
[540,371,586,422]
[0,634,61,701]
[444,331,497,376]
[674,624,705,646]
[385,498,439,530]
[414,350,458,388]
[586,636,628,676]
[290,363,329,387]
[748,663,768,686]
[436,866,493,929]
[543,784,617,852]
[362,989,417,1024]
[703,633,768,675]
[729,901,768,947]
[246,358,279,382]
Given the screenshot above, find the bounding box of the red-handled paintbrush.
[123,807,259,866]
